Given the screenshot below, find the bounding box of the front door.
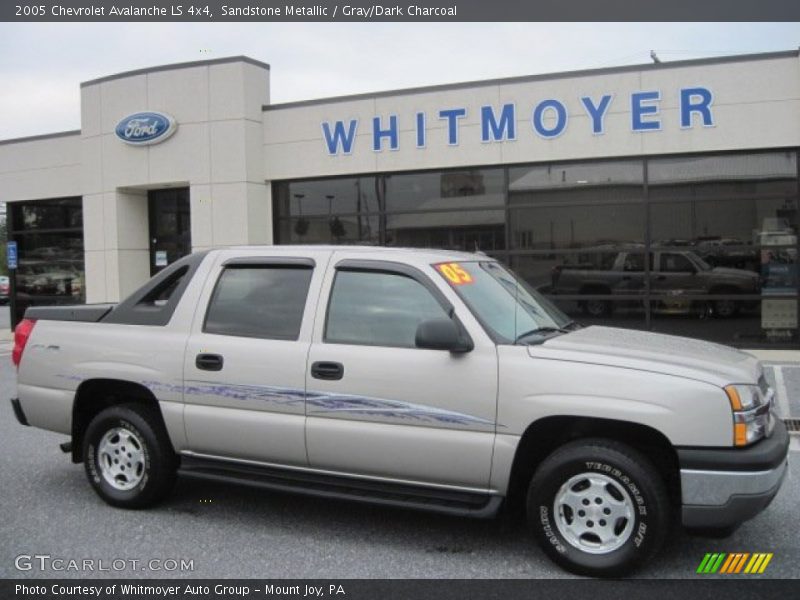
[149,188,191,276]
[304,255,498,489]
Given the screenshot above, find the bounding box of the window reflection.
[272,152,800,347]
[10,197,85,325]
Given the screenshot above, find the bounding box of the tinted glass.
[326,270,448,348]
[509,160,643,201]
[385,210,505,251]
[276,215,380,245]
[509,202,644,251]
[660,253,696,273]
[648,152,798,198]
[384,168,505,212]
[274,177,382,217]
[10,198,85,325]
[204,267,312,340]
[11,197,83,231]
[507,253,649,331]
[508,160,644,250]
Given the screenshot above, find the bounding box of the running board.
[178,455,502,519]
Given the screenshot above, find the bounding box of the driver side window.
[660,253,695,273]
[325,270,450,348]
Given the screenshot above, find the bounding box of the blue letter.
[680,87,714,128]
[580,95,613,134]
[322,120,358,155]
[416,112,426,148]
[532,99,567,138]
[631,91,661,131]
[438,108,467,145]
[481,104,516,142]
[372,115,399,151]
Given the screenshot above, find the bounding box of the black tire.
[712,298,740,318]
[83,403,177,508]
[527,439,669,577]
[581,298,612,318]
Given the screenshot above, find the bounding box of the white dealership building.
[1,51,799,348]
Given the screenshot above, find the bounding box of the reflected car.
[0,276,8,305]
[550,249,760,318]
[695,238,759,271]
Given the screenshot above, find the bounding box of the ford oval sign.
[115,112,177,146]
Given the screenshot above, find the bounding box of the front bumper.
[678,419,789,529]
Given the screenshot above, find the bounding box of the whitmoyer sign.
[321,86,714,155]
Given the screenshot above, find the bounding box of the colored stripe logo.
[697,553,773,574]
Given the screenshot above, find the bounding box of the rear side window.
[325,270,449,348]
[204,266,312,340]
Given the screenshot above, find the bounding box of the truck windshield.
[434,261,574,344]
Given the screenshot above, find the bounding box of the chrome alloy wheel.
[553,472,635,554]
[97,427,146,491]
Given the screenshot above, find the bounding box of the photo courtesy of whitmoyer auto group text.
[1,2,799,599]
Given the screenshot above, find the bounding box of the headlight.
[724,384,773,446]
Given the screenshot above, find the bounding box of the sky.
[0,22,798,139]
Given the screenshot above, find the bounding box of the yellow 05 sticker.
[436,262,474,286]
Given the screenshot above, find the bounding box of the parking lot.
[0,349,797,580]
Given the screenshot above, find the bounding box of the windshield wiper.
[514,326,570,344]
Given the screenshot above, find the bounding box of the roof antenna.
[650,50,661,64]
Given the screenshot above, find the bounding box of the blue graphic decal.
[59,375,497,429]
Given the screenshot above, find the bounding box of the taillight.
[12,318,36,368]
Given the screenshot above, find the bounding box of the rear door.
[304,254,498,489]
[182,250,330,466]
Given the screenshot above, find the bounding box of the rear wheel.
[527,439,669,577]
[83,403,177,508]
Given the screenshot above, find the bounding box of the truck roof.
[217,245,492,265]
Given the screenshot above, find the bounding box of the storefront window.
[276,214,380,245]
[508,160,645,251]
[273,176,382,217]
[384,169,505,213]
[273,151,800,348]
[9,197,85,325]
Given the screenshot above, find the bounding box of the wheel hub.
[553,472,635,554]
[97,427,146,491]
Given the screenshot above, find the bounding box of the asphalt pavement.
[0,350,798,580]
[0,304,9,332]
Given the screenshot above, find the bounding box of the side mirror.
[415,318,473,353]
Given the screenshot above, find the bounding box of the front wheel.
[581,298,612,318]
[83,403,177,508]
[713,298,740,318]
[527,439,669,577]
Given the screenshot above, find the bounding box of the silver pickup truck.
[10,246,789,577]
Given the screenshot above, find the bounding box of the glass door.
[148,188,191,276]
